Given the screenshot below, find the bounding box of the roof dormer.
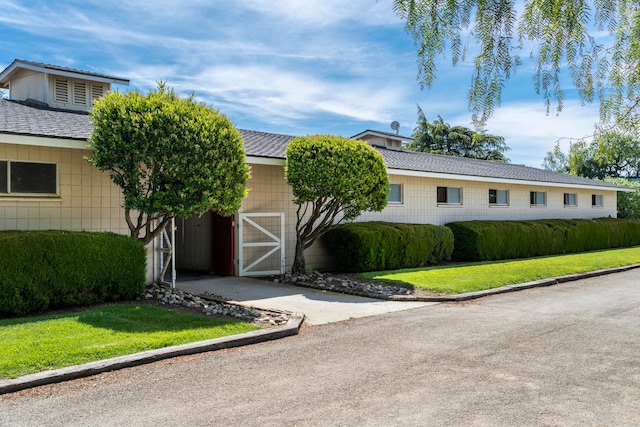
[351,129,413,151]
[0,59,129,112]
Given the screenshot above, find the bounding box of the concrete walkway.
[176,276,435,325]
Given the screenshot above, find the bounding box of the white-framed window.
[489,189,509,205]
[592,194,603,207]
[437,186,462,204]
[388,183,403,204]
[564,193,578,207]
[0,160,58,195]
[530,191,546,206]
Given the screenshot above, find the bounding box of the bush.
[322,221,454,272]
[447,218,640,261]
[0,231,146,316]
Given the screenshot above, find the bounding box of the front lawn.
[360,246,640,294]
[0,304,260,379]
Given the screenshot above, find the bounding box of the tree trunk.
[291,237,306,275]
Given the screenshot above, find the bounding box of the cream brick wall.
[0,142,157,282]
[0,143,129,233]
[357,174,617,225]
[3,144,618,279]
[240,167,618,273]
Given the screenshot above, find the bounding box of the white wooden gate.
[157,218,176,288]
[238,213,285,276]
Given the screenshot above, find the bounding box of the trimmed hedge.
[322,221,454,272]
[0,231,146,317]
[447,218,640,261]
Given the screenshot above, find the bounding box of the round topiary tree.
[89,83,250,244]
[285,134,389,274]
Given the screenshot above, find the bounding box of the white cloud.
[462,100,601,167]
[239,0,397,27]
[171,64,410,128]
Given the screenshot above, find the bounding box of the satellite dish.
[390,121,400,134]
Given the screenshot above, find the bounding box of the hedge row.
[0,231,146,317]
[322,221,454,272]
[446,218,640,261]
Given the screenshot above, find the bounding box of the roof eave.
[0,60,130,86]
[386,167,632,191]
[352,129,414,142]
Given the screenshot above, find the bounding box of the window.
[564,193,577,206]
[388,183,403,204]
[0,160,57,195]
[530,191,546,206]
[437,186,462,204]
[489,189,509,205]
[592,194,603,207]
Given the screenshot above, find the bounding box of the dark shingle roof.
[377,147,625,189]
[240,129,294,159]
[0,99,626,190]
[0,99,93,140]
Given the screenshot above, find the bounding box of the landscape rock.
[272,271,411,298]
[144,283,290,327]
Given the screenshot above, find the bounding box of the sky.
[0,0,605,167]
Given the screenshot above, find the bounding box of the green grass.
[0,304,260,379]
[360,246,640,295]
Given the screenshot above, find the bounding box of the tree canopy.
[543,131,640,179]
[542,131,640,219]
[89,83,250,244]
[393,0,640,131]
[406,107,510,161]
[285,135,389,274]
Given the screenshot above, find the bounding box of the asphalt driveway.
[1,269,638,426]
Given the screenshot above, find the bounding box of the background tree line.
[543,132,640,219]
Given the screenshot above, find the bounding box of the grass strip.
[360,246,640,294]
[0,304,259,379]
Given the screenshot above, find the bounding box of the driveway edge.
[0,312,304,396]
[384,263,640,302]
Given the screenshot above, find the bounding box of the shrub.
[0,231,146,316]
[322,221,454,272]
[447,218,640,261]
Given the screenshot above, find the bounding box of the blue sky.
[0,0,604,166]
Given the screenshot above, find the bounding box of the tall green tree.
[406,107,510,161]
[604,177,640,219]
[542,132,640,218]
[547,132,640,179]
[89,83,250,244]
[285,135,389,274]
[394,0,640,130]
[542,143,569,173]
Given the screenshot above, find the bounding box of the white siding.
[6,69,46,104]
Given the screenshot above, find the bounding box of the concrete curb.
[0,312,304,396]
[380,263,640,302]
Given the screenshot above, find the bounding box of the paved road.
[1,270,639,426]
